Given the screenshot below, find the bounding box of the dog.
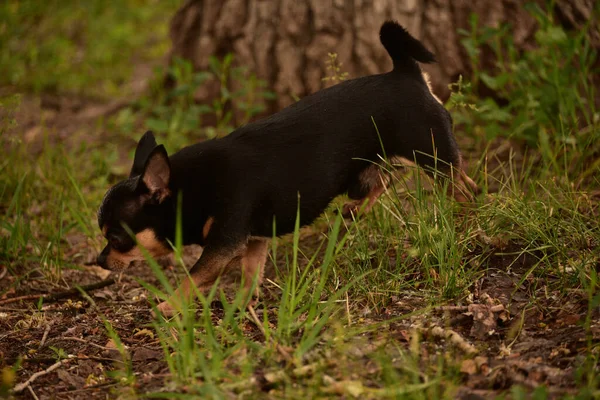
[96,21,478,316]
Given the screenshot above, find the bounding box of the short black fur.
[96,21,476,307]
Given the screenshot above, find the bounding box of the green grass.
[1,2,599,398]
[0,0,181,96]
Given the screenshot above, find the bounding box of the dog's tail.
[379,21,436,68]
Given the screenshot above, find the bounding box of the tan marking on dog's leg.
[202,217,214,240]
[241,238,269,303]
[343,165,389,217]
[156,245,243,316]
[392,155,478,203]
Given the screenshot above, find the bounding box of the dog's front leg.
[156,243,244,316]
[241,238,269,304]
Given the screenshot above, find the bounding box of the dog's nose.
[97,246,111,270]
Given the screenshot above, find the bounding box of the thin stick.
[52,336,113,351]
[247,304,293,362]
[426,326,478,355]
[13,357,72,393]
[0,278,115,306]
[38,323,52,349]
[433,305,468,312]
[345,292,351,326]
[27,385,40,400]
[4,356,123,365]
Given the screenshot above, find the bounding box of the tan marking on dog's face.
[101,225,108,237]
[202,217,214,240]
[104,228,171,271]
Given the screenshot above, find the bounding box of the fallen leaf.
[461,359,477,375]
[475,356,490,375]
[133,328,155,340]
[132,347,162,362]
[85,265,111,280]
[102,339,128,360]
[57,369,85,389]
[93,288,115,300]
[324,380,365,398]
[467,302,506,339]
[558,314,580,326]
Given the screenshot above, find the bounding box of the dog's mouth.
[96,255,130,271]
[98,247,173,271]
[96,247,137,271]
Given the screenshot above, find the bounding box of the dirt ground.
[1,95,598,399]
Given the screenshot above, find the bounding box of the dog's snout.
[97,245,111,270]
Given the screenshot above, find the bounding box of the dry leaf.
[132,347,162,362]
[85,265,112,280]
[133,328,155,340]
[461,359,477,375]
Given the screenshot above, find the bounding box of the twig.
[13,357,72,393]
[224,360,331,393]
[345,292,351,326]
[264,360,329,384]
[434,304,504,314]
[27,385,40,400]
[424,326,478,355]
[433,305,469,312]
[0,265,7,280]
[5,356,124,365]
[38,323,52,349]
[62,381,119,394]
[221,376,258,392]
[50,336,113,351]
[0,278,115,306]
[247,304,293,363]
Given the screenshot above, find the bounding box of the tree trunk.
[168,0,597,110]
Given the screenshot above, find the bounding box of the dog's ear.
[130,131,158,178]
[140,145,171,203]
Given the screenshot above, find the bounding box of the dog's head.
[97,131,174,271]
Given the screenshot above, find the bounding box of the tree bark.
[168,0,597,110]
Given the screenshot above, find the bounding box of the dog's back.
[167,20,470,238]
[193,21,462,235]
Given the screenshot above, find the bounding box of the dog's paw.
[247,294,259,308]
[340,202,360,219]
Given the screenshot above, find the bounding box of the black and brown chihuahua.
[96,21,478,315]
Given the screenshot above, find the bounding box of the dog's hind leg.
[342,165,390,218]
[409,145,478,202]
[447,156,479,203]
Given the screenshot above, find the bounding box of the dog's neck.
[165,167,214,246]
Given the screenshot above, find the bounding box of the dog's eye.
[109,236,124,250]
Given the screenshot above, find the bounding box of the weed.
[457,4,600,181]
[124,55,275,151]
[322,52,350,83]
[0,0,180,96]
